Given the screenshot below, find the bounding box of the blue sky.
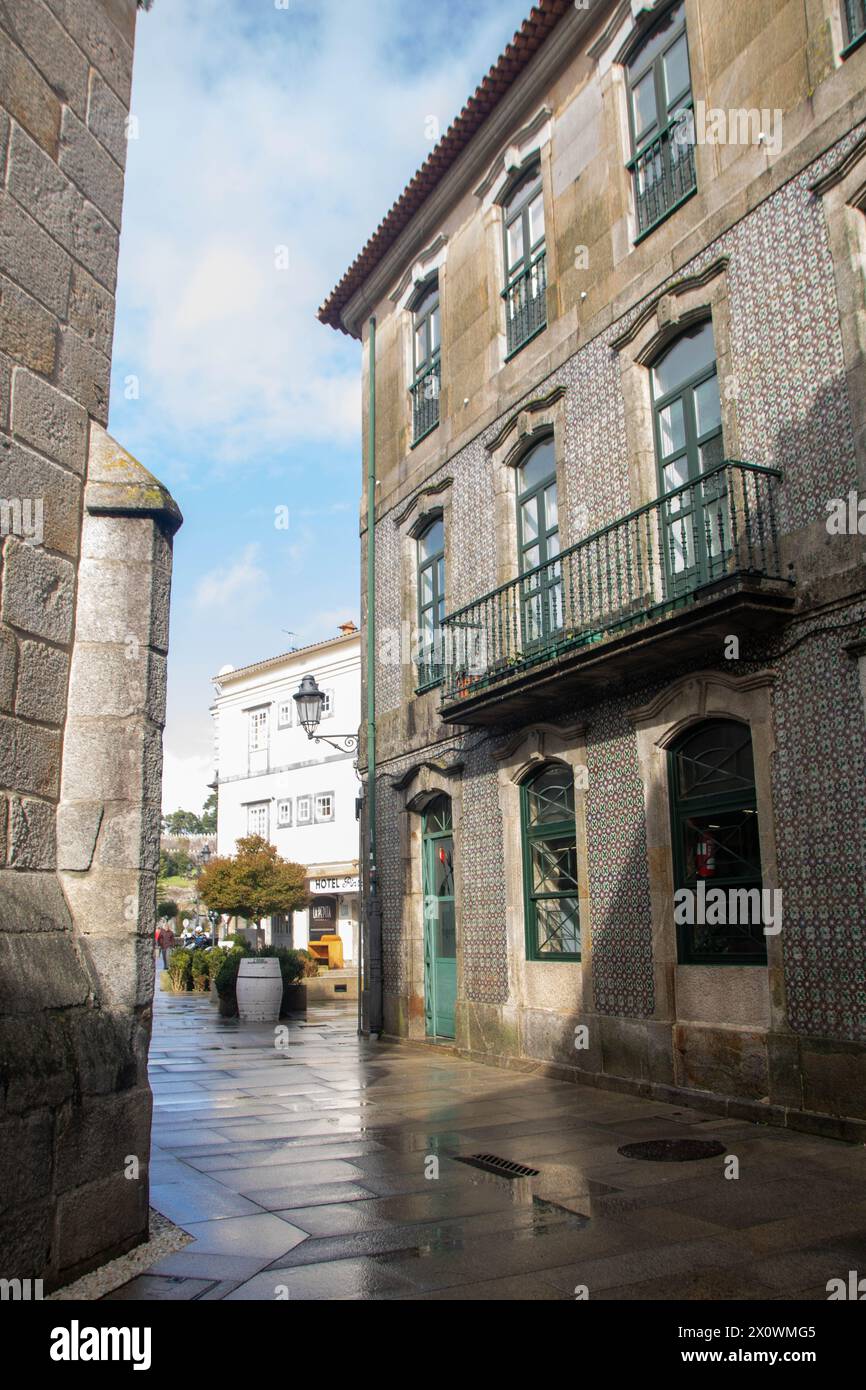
[111,0,531,813]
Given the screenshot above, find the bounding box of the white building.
[211,624,361,962]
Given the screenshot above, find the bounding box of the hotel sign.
[310,875,359,894]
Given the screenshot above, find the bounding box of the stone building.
[0,0,181,1285]
[320,0,866,1137]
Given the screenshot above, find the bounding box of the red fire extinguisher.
[695,830,717,878]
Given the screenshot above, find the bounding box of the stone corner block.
[57,802,105,872]
[0,868,72,932]
[0,538,74,644]
[10,367,88,476]
[16,640,70,725]
[86,424,183,536]
[8,796,56,870]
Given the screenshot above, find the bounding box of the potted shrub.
[214,945,309,1018]
[264,946,308,1014]
[190,950,209,992]
[214,947,245,1017]
[204,946,225,1001]
[166,947,192,994]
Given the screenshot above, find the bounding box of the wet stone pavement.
[109,991,866,1301]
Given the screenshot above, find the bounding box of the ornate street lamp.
[192,843,212,932]
[294,674,359,756]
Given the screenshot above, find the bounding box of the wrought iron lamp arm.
[308,732,360,757]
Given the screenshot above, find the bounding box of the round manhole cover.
[617,1138,727,1162]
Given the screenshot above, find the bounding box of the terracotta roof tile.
[318,0,572,336]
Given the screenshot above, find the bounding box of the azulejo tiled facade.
[322,0,866,1137]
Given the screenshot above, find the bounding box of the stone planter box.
[305,970,358,1002]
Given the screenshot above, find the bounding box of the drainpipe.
[364,315,383,1036]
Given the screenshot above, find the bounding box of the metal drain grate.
[454,1153,540,1179]
[618,1138,727,1163]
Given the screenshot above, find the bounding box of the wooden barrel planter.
[236,957,282,1022]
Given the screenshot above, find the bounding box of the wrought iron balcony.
[628,107,697,240]
[410,356,441,445]
[502,249,547,358]
[416,648,443,693]
[440,461,794,725]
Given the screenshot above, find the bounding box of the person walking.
[156,922,175,970]
[162,921,175,966]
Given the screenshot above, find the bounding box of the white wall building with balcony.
[211,624,361,962]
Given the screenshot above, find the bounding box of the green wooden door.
[422,796,456,1038]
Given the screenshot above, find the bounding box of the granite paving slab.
[124,991,866,1302]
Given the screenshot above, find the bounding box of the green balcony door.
[517,437,562,650]
[422,795,456,1038]
[651,320,728,598]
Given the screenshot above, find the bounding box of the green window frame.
[516,436,561,649]
[520,763,581,962]
[843,0,866,53]
[625,1,696,241]
[416,515,445,690]
[669,719,767,966]
[410,278,440,445]
[501,163,547,357]
[651,319,727,593]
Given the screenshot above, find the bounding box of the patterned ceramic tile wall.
[583,699,656,1017]
[765,605,866,1041]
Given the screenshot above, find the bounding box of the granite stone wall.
[0,0,181,1287]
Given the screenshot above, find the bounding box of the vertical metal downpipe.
[364,315,383,1036]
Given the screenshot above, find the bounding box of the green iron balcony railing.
[628,105,697,240]
[416,642,444,693]
[844,0,866,49]
[440,460,788,705]
[410,355,441,445]
[502,248,547,358]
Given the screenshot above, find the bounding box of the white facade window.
[249,708,269,750]
[277,700,293,728]
[297,796,311,825]
[247,802,269,837]
[321,688,335,719]
[315,792,335,823]
[277,799,292,826]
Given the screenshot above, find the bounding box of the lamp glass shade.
[294,674,324,736]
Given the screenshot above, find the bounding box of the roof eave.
[317,0,581,337]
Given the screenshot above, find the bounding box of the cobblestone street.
[106,993,866,1301]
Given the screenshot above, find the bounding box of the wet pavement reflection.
[106,991,866,1300]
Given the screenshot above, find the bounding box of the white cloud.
[195,543,268,610]
[161,747,214,816]
[113,0,529,468]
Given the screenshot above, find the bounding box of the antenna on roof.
[281,629,298,651]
